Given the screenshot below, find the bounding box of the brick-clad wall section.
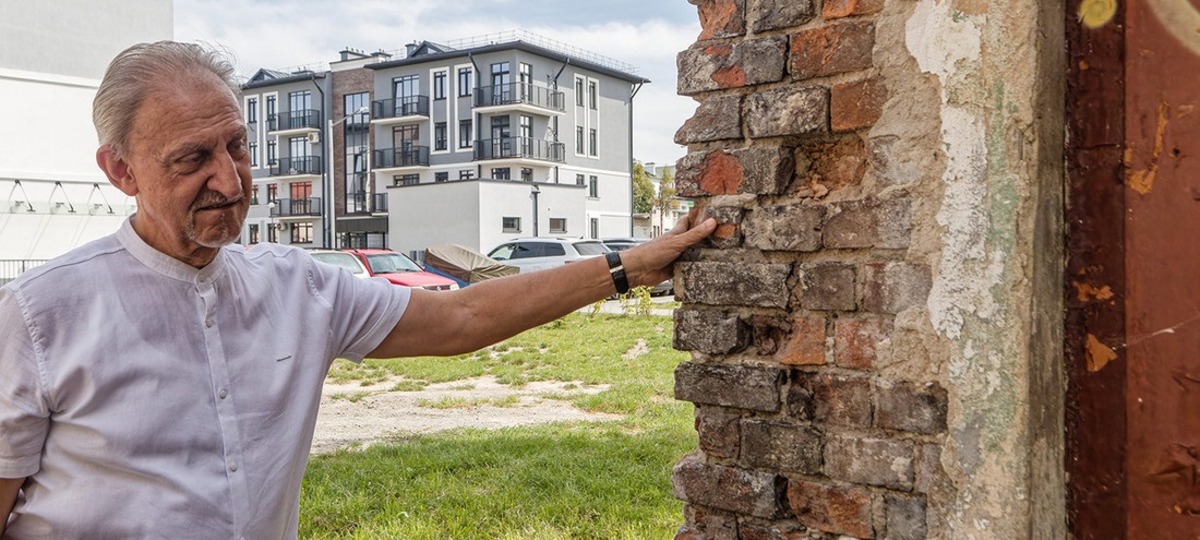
[330,67,374,217]
[670,0,1067,538]
[670,1,941,538]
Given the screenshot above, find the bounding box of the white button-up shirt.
[0,219,410,538]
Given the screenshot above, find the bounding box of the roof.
[241,68,326,90]
[367,38,649,84]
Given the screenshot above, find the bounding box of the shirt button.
[218,389,228,399]
[205,319,213,328]
[229,462,238,472]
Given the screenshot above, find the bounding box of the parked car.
[309,250,371,279]
[602,238,673,296]
[486,237,610,273]
[340,248,460,291]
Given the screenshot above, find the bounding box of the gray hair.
[93,41,240,155]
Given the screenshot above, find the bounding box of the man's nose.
[207,149,244,199]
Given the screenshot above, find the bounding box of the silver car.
[487,238,610,273]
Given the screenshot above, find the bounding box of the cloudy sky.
[174,0,701,166]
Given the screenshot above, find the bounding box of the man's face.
[118,73,252,264]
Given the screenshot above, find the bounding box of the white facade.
[0,1,172,266]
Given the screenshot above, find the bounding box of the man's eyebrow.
[163,143,209,164]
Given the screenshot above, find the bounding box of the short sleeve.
[0,286,50,478]
[303,255,412,362]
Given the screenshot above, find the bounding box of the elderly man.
[0,42,714,538]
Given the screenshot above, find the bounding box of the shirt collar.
[116,214,230,285]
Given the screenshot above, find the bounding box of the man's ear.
[96,145,138,196]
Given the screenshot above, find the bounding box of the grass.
[301,313,695,539]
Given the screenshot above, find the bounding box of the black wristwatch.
[605,251,630,294]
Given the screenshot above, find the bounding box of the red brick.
[790,21,875,79]
[694,0,746,40]
[786,479,874,538]
[696,407,742,459]
[789,372,873,427]
[831,77,887,132]
[675,95,743,145]
[678,38,788,95]
[739,524,808,540]
[672,455,788,518]
[822,0,885,18]
[794,136,869,196]
[776,314,826,365]
[834,316,892,370]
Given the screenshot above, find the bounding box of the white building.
[0,1,173,274]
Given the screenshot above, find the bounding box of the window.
[549,218,567,234]
[519,63,533,100]
[288,91,312,130]
[590,218,599,239]
[290,222,313,244]
[502,217,521,233]
[392,75,420,116]
[491,62,510,88]
[576,126,584,154]
[460,170,475,180]
[588,81,597,110]
[344,92,369,125]
[249,142,258,167]
[491,116,510,141]
[575,78,584,106]
[343,92,370,213]
[395,174,420,186]
[459,120,473,148]
[589,128,598,157]
[576,173,585,186]
[246,97,258,124]
[248,224,259,244]
[458,67,472,97]
[266,95,276,124]
[290,181,312,200]
[267,184,278,203]
[589,175,598,198]
[250,184,259,205]
[267,140,277,166]
[289,136,308,161]
[433,71,447,100]
[267,222,277,243]
[434,122,447,151]
[491,167,511,180]
[291,182,313,214]
[521,168,533,182]
[435,172,448,182]
[519,115,532,155]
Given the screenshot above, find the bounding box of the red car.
[341,249,459,291]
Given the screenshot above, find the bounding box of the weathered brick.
[696,407,742,459]
[674,528,703,540]
[749,315,791,356]
[834,316,893,370]
[863,262,932,314]
[789,372,872,427]
[743,204,824,252]
[675,362,787,412]
[696,507,739,540]
[824,198,912,250]
[676,95,743,144]
[692,0,746,40]
[679,262,792,308]
[738,523,808,540]
[885,494,928,540]
[775,314,827,365]
[741,419,823,474]
[748,0,816,32]
[794,136,869,196]
[673,454,788,518]
[790,21,875,79]
[746,86,828,138]
[824,435,915,490]
[914,443,946,494]
[677,147,794,197]
[703,206,745,249]
[823,0,885,18]
[875,381,949,435]
[675,309,748,354]
[798,262,856,311]
[831,76,888,132]
[678,37,788,95]
[786,479,874,538]
[732,146,795,195]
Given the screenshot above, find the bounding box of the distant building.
[636,161,691,239]
[237,30,648,259]
[0,0,172,272]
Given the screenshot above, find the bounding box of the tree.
[632,161,654,215]
[653,168,676,234]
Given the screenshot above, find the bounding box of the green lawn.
[301,313,696,539]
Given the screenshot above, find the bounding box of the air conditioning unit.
[307,132,321,144]
[275,222,287,231]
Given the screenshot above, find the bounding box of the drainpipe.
[310,72,331,248]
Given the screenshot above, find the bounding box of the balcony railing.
[373,146,430,169]
[473,137,565,162]
[0,259,48,286]
[268,109,322,131]
[474,83,565,112]
[269,156,323,176]
[371,96,430,120]
[373,193,388,212]
[270,197,322,217]
[348,192,389,213]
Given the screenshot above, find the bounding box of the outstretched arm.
[368,211,716,358]
[1,477,21,536]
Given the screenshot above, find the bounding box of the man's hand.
[621,209,717,289]
[1,477,21,535]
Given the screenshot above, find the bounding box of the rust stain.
[1129,101,1169,195]
[1074,281,1116,302]
[1086,333,1119,372]
[1079,0,1118,28]
[699,151,743,195]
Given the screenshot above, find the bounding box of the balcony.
[269,156,323,177]
[373,146,430,171]
[270,197,322,217]
[268,109,322,134]
[371,96,429,126]
[474,137,565,164]
[474,83,565,115]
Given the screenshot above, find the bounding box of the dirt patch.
[312,375,618,454]
[622,338,650,360]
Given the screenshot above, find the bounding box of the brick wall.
[669,0,1066,537]
[330,67,374,217]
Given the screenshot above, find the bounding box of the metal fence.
[0,259,48,286]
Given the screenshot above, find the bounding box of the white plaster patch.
[905,0,982,79]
